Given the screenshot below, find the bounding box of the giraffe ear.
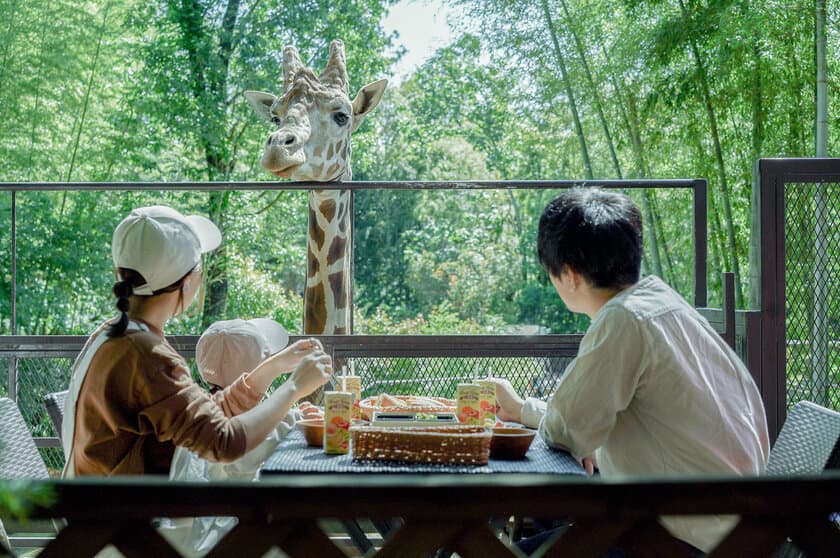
[350,79,388,132]
[244,90,277,120]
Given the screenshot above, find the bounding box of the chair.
[0,397,57,552]
[43,390,68,442]
[766,400,840,475]
[765,400,840,558]
[0,397,51,480]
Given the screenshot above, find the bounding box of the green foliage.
[0,480,55,522]
[1,0,836,340]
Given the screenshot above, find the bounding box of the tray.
[359,395,456,421]
[350,424,491,465]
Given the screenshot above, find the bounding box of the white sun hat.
[111,205,221,295]
[196,318,291,387]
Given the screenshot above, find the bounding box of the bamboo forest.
[0,0,836,339]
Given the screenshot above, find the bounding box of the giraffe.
[245,40,387,335]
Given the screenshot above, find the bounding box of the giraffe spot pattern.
[337,200,347,233]
[305,283,326,334]
[329,271,347,309]
[326,162,340,178]
[319,198,337,223]
[308,248,320,277]
[309,207,325,251]
[327,235,346,267]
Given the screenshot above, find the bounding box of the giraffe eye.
[333,112,349,126]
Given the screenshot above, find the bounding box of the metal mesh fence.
[14,354,204,475]
[784,182,840,411]
[16,356,74,473]
[325,355,573,404]
[8,351,570,473]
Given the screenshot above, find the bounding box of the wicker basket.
[350,425,492,465]
[358,395,456,421]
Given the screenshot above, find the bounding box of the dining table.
[260,427,586,475]
[260,426,586,555]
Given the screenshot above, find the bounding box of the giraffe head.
[245,40,387,182]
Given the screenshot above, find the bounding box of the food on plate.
[359,394,457,420]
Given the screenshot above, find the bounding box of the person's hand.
[577,454,597,476]
[280,337,324,368]
[290,337,324,354]
[489,378,525,422]
[288,351,333,398]
[298,401,324,419]
[266,338,324,377]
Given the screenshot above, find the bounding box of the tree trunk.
[203,190,231,328]
[812,0,829,404]
[558,0,621,178]
[32,5,109,332]
[606,66,665,280]
[173,0,242,325]
[540,0,593,179]
[624,90,666,279]
[748,29,763,309]
[784,39,807,155]
[689,121,723,291]
[67,3,109,182]
[678,0,743,308]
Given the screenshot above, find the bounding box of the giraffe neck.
[304,188,351,334]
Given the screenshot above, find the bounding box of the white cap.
[112,205,222,295]
[196,318,290,387]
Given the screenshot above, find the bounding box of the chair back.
[0,397,50,479]
[43,390,68,441]
[766,400,840,475]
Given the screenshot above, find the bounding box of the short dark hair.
[537,187,643,289]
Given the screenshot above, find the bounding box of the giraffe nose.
[268,133,297,147]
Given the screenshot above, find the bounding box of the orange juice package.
[323,391,353,454]
[456,383,481,425]
[477,379,496,427]
[342,375,362,419]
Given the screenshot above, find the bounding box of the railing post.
[693,178,708,308]
[9,190,16,401]
[721,272,736,350]
[757,159,785,443]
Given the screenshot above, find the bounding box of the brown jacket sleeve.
[128,333,250,463]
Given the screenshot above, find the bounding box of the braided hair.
[106,267,194,338]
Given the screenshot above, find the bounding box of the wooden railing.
[5,472,840,557]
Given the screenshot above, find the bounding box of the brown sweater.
[73,327,261,476]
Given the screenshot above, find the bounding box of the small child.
[163,318,322,556]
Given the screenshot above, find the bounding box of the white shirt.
[521,275,769,552]
[161,414,296,558]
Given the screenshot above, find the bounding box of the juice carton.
[323,391,353,454]
[342,375,362,419]
[456,383,481,425]
[477,379,496,427]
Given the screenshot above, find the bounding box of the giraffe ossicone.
[245,39,388,335]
